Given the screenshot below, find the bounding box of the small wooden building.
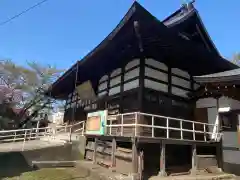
[47,1,238,179]
[193,68,240,176]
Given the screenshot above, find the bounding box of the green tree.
[0,60,64,128]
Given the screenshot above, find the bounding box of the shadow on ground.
[0,152,34,179]
[0,140,85,179]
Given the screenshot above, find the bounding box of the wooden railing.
[0,121,86,151]
[106,112,221,142]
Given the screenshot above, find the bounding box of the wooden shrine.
[46,1,238,179]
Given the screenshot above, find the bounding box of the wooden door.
[194,108,208,131]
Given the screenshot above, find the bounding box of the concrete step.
[150,173,236,180]
[39,136,68,144]
[32,160,77,168]
[197,155,218,170]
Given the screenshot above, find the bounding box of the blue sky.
[0,0,239,70]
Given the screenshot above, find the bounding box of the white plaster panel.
[194,83,200,90]
[99,75,108,83]
[207,107,218,139]
[145,67,168,82]
[172,76,190,89]
[110,76,121,87]
[145,58,168,71]
[71,103,76,108]
[98,82,108,91]
[223,149,240,164]
[111,68,121,77]
[222,131,238,148]
[92,103,97,109]
[109,86,121,95]
[123,79,139,91]
[171,68,190,79]
[196,96,240,110]
[98,91,107,97]
[124,67,139,81]
[67,98,71,103]
[196,98,216,108]
[171,86,189,98]
[229,98,240,110]
[144,79,168,92]
[125,59,140,70]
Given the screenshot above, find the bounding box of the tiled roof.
[194,68,240,83]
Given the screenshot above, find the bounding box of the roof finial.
[182,0,195,11]
[187,0,195,10]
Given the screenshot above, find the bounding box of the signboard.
[85,110,108,135]
[76,80,96,100]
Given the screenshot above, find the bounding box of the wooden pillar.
[191,144,197,175]
[216,142,223,169]
[216,96,223,169]
[159,141,167,176]
[216,97,222,137]
[138,150,144,180]
[111,138,116,169]
[72,64,79,124]
[120,66,124,113]
[167,64,172,117]
[93,138,97,164]
[132,138,138,180]
[133,20,145,112]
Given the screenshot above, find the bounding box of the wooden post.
[133,20,144,113]
[132,138,138,180]
[216,142,223,169]
[111,138,116,169]
[159,142,167,176]
[138,150,144,180]
[191,144,197,175]
[93,138,97,164]
[36,120,40,138]
[216,97,222,140]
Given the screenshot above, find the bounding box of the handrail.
[106,112,222,143]
[108,112,217,127]
[0,127,52,134]
[0,120,86,151]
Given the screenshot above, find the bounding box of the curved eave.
[194,68,240,84]
[47,1,238,99]
[163,8,195,27]
[76,2,138,68]
[163,5,220,56]
[46,2,141,99]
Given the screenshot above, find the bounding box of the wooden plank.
[111,138,116,168]
[159,142,167,176]
[117,147,132,153]
[93,138,97,164]
[132,138,138,176]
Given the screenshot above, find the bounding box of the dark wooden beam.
[120,66,125,113]
[133,20,145,112]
